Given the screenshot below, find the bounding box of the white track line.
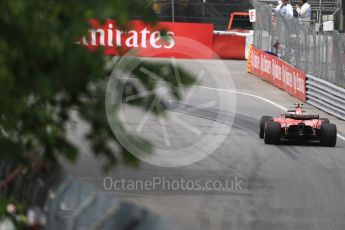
[197,85,345,142]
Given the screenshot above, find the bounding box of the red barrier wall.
[82,20,214,59]
[212,34,245,59]
[249,46,307,101]
[81,20,250,59]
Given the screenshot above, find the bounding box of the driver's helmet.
[296,108,303,115]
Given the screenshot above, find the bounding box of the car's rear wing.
[285,113,319,120]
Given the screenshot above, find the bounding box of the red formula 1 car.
[259,103,337,146]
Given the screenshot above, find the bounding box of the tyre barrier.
[306,74,345,121]
[247,44,253,72]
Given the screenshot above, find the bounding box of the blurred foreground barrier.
[46,177,174,230]
[0,161,174,230]
[0,160,60,208]
[306,74,345,120]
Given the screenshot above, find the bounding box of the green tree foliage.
[0,0,194,173]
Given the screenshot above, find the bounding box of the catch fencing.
[253,2,345,89]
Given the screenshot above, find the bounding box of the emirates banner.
[80,20,214,59]
[250,46,306,101]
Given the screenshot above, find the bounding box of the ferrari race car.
[259,103,337,146]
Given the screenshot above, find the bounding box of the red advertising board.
[250,46,306,101]
[80,20,214,59]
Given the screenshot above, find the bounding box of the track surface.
[64,59,345,230]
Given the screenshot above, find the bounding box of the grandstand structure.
[150,0,344,32]
[152,0,253,30]
[259,0,344,31]
[291,0,343,31]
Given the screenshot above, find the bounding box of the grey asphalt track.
[64,59,345,230]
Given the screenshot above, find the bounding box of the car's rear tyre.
[264,121,281,144]
[320,118,330,124]
[320,123,337,147]
[259,116,273,139]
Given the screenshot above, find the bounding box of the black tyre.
[320,123,337,147]
[259,116,273,139]
[264,121,281,144]
[320,118,330,124]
